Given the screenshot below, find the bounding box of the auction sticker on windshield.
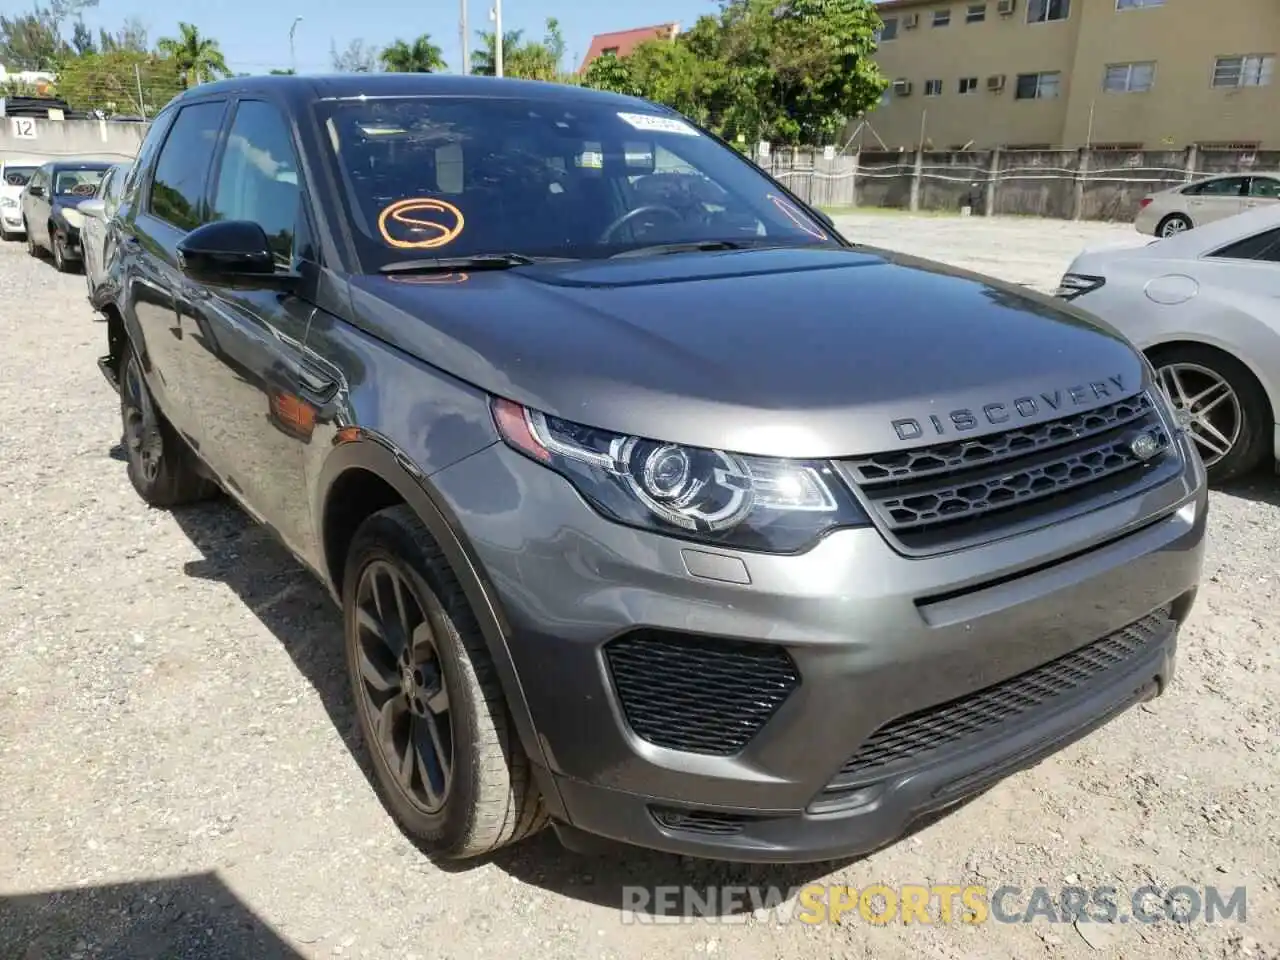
[617,112,699,136]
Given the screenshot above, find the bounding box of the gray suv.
[96,73,1207,863]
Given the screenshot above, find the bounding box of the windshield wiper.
[609,239,750,259]
[379,253,571,274]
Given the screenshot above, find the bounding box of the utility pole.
[289,16,303,75]
[491,0,503,77]
[460,0,470,74]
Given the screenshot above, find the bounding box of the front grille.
[842,391,1178,555]
[604,631,800,756]
[827,608,1170,788]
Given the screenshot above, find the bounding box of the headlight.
[0,197,15,209]
[1054,273,1105,300]
[492,399,871,553]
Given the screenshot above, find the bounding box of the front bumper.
[0,210,23,234]
[431,437,1207,863]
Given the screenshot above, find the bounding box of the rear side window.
[1208,227,1280,262]
[149,101,227,231]
[1183,177,1247,197]
[211,99,302,265]
[1249,177,1280,199]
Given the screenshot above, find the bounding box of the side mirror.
[176,220,287,287]
[78,198,107,219]
[27,184,44,198]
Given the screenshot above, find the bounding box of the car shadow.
[164,497,983,916]
[1216,468,1280,509]
[0,871,304,959]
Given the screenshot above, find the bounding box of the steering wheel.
[598,204,683,243]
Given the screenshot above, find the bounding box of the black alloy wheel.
[121,350,165,489]
[353,558,454,814]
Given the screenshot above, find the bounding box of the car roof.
[168,72,659,112]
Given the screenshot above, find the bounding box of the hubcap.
[1157,362,1241,467]
[121,358,163,483]
[1162,218,1188,237]
[354,560,453,814]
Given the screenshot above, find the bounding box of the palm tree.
[156,22,230,88]
[379,34,446,73]
[470,29,524,76]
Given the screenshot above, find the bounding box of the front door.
[172,96,323,557]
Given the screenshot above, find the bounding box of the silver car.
[1135,172,1280,238]
[77,161,130,308]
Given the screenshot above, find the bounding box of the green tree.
[580,51,640,97]
[55,48,185,115]
[98,17,148,54]
[0,8,67,69]
[379,34,445,73]
[470,19,566,81]
[156,22,231,88]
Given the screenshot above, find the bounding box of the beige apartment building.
[862,0,1280,151]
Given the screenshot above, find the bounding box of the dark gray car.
[95,74,1207,864]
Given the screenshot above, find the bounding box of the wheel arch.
[314,434,565,815]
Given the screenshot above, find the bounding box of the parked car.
[20,160,113,271]
[0,158,42,240]
[97,74,1206,864]
[1061,203,1280,484]
[1135,172,1280,238]
[78,161,131,308]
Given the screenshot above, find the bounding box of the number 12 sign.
[10,117,37,140]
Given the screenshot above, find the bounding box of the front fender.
[314,433,564,816]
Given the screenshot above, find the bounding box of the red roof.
[578,22,680,72]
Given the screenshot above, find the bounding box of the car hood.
[0,183,23,204]
[347,246,1147,457]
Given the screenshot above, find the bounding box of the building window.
[877,16,899,40]
[601,46,619,55]
[967,3,986,21]
[924,79,944,96]
[1027,0,1070,22]
[958,76,979,93]
[1091,142,1144,151]
[1104,61,1155,92]
[1116,0,1164,7]
[1015,71,1061,99]
[1213,54,1274,88]
[933,8,952,25]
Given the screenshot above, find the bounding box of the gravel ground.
[2,215,1279,960]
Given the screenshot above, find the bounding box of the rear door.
[1183,176,1249,226]
[1244,175,1280,213]
[128,98,229,443]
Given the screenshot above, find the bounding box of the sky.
[74,0,710,76]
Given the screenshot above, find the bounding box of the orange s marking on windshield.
[766,193,829,242]
[377,198,466,250]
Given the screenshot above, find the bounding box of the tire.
[1157,213,1192,238]
[342,505,547,859]
[25,222,40,258]
[52,230,73,273]
[1149,343,1271,485]
[118,348,219,507]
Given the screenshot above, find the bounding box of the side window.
[1186,177,1247,197]
[121,109,174,200]
[210,99,301,265]
[149,101,227,232]
[1250,177,1280,199]
[1208,227,1280,262]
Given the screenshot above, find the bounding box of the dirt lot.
[2,214,1278,960]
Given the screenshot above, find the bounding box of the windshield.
[3,166,36,187]
[315,95,837,268]
[54,168,107,197]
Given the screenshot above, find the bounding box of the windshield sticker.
[377,197,466,250]
[617,112,700,137]
[766,193,829,242]
[387,272,470,285]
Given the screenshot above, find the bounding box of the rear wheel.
[1157,213,1192,238]
[25,221,40,258]
[1150,344,1271,484]
[119,348,219,506]
[342,505,547,859]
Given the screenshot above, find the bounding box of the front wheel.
[1157,213,1192,238]
[25,223,40,258]
[342,505,547,859]
[52,231,73,273]
[1151,344,1271,484]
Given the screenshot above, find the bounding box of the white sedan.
[1057,205,1280,484]
[1134,172,1280,238]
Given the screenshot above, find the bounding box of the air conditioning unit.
[893,79,914,96]
[987,74,1006,91]
[903,12,920,27]
[996,0,1016,13]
